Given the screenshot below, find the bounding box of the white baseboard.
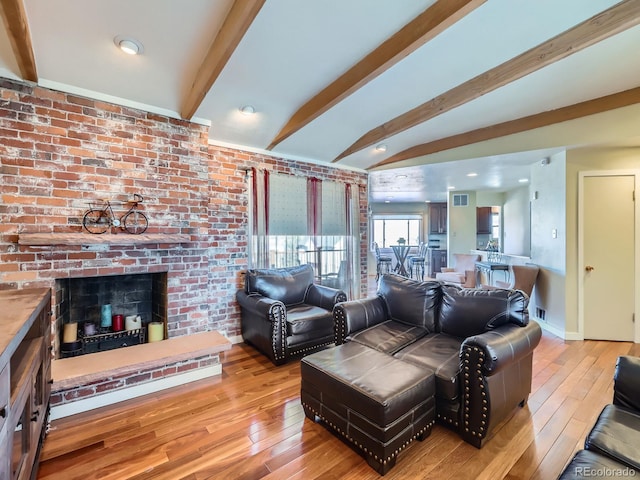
[563,331,584,341]
[226,334,244,344]
[536,320,583,341]
[50,364,221,421]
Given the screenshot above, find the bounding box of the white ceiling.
[1,0,639,202]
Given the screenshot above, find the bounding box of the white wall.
[447,191,477,259]
[529,151,567,334]
[564,146,640,336]
[502,186,530,256]
[476,191,505,207]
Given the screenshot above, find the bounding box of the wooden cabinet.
[476,207,492,234]
[0,363,9,479]
[0,288,51,480]
[429,249,447,277]
[429,203,447,234]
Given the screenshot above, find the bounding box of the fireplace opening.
[55,272,168,358]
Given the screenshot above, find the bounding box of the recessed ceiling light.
[519,178,529,183]
[114,35,143,55]
[384,200,390,203]
[447,186,455,190]
[395,174,407,179]
[240,105,256,115]
[467,172,478,177]
[424,200,431,203]
[375,144,387,152]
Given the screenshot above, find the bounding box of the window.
[250,171,361,298]
[372,216,421,247]
[491,210,500,240]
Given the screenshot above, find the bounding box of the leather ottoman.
[300,342,436,475]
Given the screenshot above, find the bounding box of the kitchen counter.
[470,250,531,265]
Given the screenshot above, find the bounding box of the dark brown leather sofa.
[558,355,640,479]
[301,274,542,474]
[236,264,347,365]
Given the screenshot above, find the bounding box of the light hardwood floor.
[38,328,640,480]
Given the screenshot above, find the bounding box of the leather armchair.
[558,356,640,478]
[237,264,346,365]
[435,253,481,287]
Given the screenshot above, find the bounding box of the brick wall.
[0,78,369,347]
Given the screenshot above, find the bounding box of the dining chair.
[495,264,540,297]
[373,242,392,280]
[408,243,428,280]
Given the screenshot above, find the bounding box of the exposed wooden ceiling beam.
[266,0,486,151]
[370,86,640,169]
[334,0,640,162]
[0,0,38,82]
[181,0,265,120]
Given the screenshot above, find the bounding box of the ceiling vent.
[452,193,469,207]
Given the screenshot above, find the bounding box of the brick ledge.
[52,331,231,391]
[18,232,191,246]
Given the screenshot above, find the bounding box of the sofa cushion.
[287,304,333,336]
[438,285,529,337]
[377,275,441,331]
[348,320,427,355]
[585,404,640,470]
[558,450,637,479]
[393,333,463,401]
[245,264,313,305]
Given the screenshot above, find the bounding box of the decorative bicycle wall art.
[82,193,149,234]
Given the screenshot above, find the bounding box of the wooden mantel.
[18,233,191,246]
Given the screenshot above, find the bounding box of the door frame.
[577,170,640,343]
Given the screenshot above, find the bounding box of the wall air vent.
[452,193,469,207]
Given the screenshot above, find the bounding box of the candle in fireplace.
[125,315,141,331]
[148,322,164,342]
[63,322,78,343]
[112,314,124,332]
[101,304,112,327]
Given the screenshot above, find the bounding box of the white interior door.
[582,175,635,341]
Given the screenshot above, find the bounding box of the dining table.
[390,244,417,277]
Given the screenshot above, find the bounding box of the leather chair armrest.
[460,321,542,447]
[236,290,284,317]
[236,290,288,364]
[306,284,347,311]
[613,355,640,412]
[333,296,388,345]
[461,321,542,376]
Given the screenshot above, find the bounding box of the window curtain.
[345,183,361,299]
[249,170,361,298]
[308,177,321,237]
[250,168,269,268]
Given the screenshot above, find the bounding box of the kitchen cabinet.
[0,288,51,480]
[429,203,447,234]
[476,207,492,234]
[429,249,447,278]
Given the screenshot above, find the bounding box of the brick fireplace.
[0,78,369,413]
[55,272,168,358]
